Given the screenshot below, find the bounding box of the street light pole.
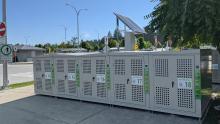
[64,27,67,42]
[66,3,87,50]
[2,0,8,88]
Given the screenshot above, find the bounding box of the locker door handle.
[172,81,174,88]
[65,75,68,80]
[127,79,130,84]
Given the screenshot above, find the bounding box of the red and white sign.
[0,22,6,37]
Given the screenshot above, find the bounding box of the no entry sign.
[0,22,6,37]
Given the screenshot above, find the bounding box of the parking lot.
[0,85,202,124]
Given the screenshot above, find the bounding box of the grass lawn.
[8,81,34,89]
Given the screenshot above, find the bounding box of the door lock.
[92,77,95,82]
[172,81,174,88]
[127,78,130,84]
[65,75,68,80]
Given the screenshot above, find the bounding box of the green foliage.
[144,41,153,49]
[109,39,117,48]
[146,0,220,51]
[137,36,153,49]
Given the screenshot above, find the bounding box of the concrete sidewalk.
[0,86,34,104]
[0,86,199,124]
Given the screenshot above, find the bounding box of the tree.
[113,29,123,39]
[145,0,220,51]
[109,39,117,48]
[137,36,152,49]
[107,31,113,38]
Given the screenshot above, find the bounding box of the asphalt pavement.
[0,63,33,86]
[0,85,199,124]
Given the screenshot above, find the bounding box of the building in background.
[13,45,45,62]
[56,48,87,53]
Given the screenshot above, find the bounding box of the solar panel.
[114,13,146,34]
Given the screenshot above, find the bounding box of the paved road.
[0,63,33,86]
[0,86,199,124]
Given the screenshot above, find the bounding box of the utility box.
[33,49,211,118]
[125,32,136,51]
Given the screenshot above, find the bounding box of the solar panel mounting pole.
[2,0,8,88]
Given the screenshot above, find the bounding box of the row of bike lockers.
[33,49,212,118]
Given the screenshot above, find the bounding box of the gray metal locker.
[150,55,195,112]
[53,55,79,98]
[80,54,108,103]
[110,53,148,108]
[66,59,78,96]
[42,57,55,95]
[33,49,212,118]
[55,58,66,95]
[34,59,43,94]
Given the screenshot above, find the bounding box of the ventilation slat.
[44,60,51,72]
[155,59,168,77]
[131,59,142,76]
[57,60,64,72]
[115,84,126,100]
[45,79,52,91]
[35,60,41,72]
[178,89,193,108]
[68,81,77,94]
[96,60,105,74]
[68,60,75,73]
[97,83,107,98]
[155,87,170,106]
[83,60,91,74]
[83,82,92,96]
[177,59,192,78]
[36,78,42,90]
[114,59,125,75]
[132,85,144,102]
[58,80,65,93]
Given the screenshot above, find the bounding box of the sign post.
[2,0,8,88]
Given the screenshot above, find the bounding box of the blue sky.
[0,0,157,45]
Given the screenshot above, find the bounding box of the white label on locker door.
[178,78,192,89]
[45,72,51,79]
[96,74,105,83]
[212,64,219,70]
[131,76,143,85]
[68,73,76,81]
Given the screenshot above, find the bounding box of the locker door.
[128,57,146,105]
[42,58,54,94]
[174,56,195,112]
[66,59,78,96]
[81,57,94,98]
[93,57,107,100]
[151,56,175,109]
[111,56,129,103]
[34,59,43,93]
[55,59,66,95]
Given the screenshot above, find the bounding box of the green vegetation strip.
[8,81,34,89]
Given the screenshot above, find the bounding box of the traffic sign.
[0,44,12,63]
[0,22,6,37]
